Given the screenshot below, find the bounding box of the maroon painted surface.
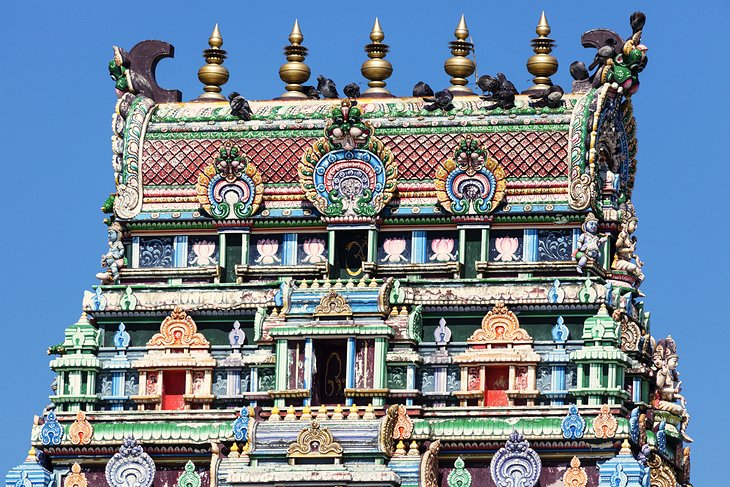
[438,462,600,487]
[82,467,210,487]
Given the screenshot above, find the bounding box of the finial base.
[448,85,475,96]
[195,92,227,102]
[277,90,309,100]
[362,87,394,97]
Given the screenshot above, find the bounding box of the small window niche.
[249,235,283,266]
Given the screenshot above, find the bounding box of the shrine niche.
[131,307,215,410]
[453,301,540,407]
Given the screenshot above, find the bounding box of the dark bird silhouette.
[529,85,564,108]
[302,85,320,99]
[476,75,499,94]
[412,81,434,98]
[343,83,360,100]
[589,45,616,71]
[228,92,252,120]
[479,73,517,110]
[317,75,339,99]
[570,61,589,81]
[630,11,646,34]
[423,89,454,112]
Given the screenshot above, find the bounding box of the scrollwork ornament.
[40,410,63,446]
[147,307,209,348]
[393,405,413,440]
[468,301,530,343]
[379,404,398,456]
[69,411,93,446]
[647,453,676,487]
[490,431,541,487]
[105,436,155,487]
[420,440,441,487]
[561,405,586,440]
[64,463,88,487]
[593,405,618,439]
[177,461,201,487]
[287,421,343,457]
[562,456,587,487]
[232,406,252,442]
[447,456,472,487]
[314,290,352,316]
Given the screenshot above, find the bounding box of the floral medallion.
[196,142,263,219]
[490,431,541,487]
[435,136,506,215]
[299,100,397,218]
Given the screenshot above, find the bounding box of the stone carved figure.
[574,213,608,273]
[96,222,125,284]
[612,201,644,281]
[652,336,692,442]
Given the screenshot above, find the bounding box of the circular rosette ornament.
[299,100,396,218]
[435,137,506,215]
[196,142,263,219]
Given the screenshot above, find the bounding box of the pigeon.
[228,92,252,120]
[302,85,320,99]
[423,89,454,112]
[317,75,339,98]
[570,61,590,81]
[479,73,517,110]
[412,81,434,98]
[589,45,616,71]
[343,83,360,100]
[630,11,646,34]
[529,85,564,108]
[476,74,499,94]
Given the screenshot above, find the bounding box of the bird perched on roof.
[528,85,564,109]
[589,45,616,71]
[412,81,434,98]
[570,61,589,81]
[228,92,252,121]
[302,85,320,99]
[423,89,454,112]
[630,11,646,35]
[317,75,339,99]
[344,83,360,100]
[478,73,518,110]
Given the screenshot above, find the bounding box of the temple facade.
[6,11,692,487]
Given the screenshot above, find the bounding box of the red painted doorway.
[162,370,186,410]
[485,367,509,406]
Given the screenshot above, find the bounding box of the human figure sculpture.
[574,213,608,273]
[96,222,125,284]
[652,336,692,442]
[612,202,644,281]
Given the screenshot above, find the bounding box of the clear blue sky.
[1,0,726,483]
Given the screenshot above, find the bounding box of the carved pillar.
[274,339,288,408]
[303,338,313,406]
[373,337,387,406]
[346,337,356,406]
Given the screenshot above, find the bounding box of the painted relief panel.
[188,236,218,266]
[378,233,412,264]
[250,235,283,266]
[489,230,523,262]
[139,237,174,268]
[537,229,573,261]
[427,231,458,262]
[297,234,328,264]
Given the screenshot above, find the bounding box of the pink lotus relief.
[382,237,408,263]
[494,237,520,262]
[301,238,327,264]
[191,240,217,266]
[255,239,281,265]
[429,238,456,262]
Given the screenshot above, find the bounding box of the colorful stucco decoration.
[68,411,93,446]
[490,431,541,487]
[105,437,155,487]
[147,307,209,349]
[64,463,88,487]
[434,136,506,215]
[196,142,264,219]
[299,99,397,218]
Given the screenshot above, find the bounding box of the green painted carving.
[390,279,405,305]
[253,307,267,342]
[177,460,201,487]
[447,456,472,487]
[120,286,138,311]
[407,305,423,343]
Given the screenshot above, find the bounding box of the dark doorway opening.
[332,230,368,279]
[313,339,348,405]
[162,370,186,410]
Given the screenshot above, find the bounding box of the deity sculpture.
[612,201,644,281]
[652,336,692,442]
[574,213,608,273]
[96,222,125,284]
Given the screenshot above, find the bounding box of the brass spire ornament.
[361,18,393,97]
[444,15,476,96]
[197,24,229,101]
[278,20,311,99]
[524,11,558,93]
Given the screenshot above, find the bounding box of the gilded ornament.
[647,453,676,487]
[443,16,475,95]
[69,411,93,446]
[467,301,531,343]
[147,307,209,349]
[278,20,311,99]
[361,18,393,96]
[287,421,343,458]
[525,12,558,92]
[593,405,618,439]
[197,24,229,101]
[379,404,398,456]
[314,290,352,317]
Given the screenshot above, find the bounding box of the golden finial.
[620,439,632,455]
[525,11,558,93]
[25,447,36,461]
[197,24,229,101]
[444,15,476,96]
[361,18,393,97]
[278,20,311,99]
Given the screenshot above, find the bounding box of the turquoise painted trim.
[282,233,297,266]
[346,337,356,406]
[524,229,538,261]
[413,231,427,264]
[174,235,187,267]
